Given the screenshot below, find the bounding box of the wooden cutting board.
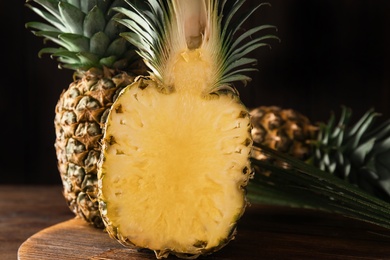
[17,205,390,260]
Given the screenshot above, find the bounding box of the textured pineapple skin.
[54,68,137,228]
[250,106,318,161]
[98,78,253,259]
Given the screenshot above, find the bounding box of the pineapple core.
[100,75,251,253]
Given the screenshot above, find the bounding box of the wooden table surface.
[2,185,390,260]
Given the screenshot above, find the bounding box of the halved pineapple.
[98,0,277,258]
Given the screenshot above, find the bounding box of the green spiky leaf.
[58,1,85,34]
[25,0,141,71]
[25,3,66,32]
[106,38,128,57]
[25,21,59,32]
[58,33,89,52]
[33,30,66,47]
[84,5,106,37]
[249,143,390,229]
[115,0,279,91]
[90,31,110,56]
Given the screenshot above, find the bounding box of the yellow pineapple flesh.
[99,78,252,257]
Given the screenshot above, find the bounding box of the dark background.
[2,0,389,184]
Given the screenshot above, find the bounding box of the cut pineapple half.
[98,0,278,258]
[99,78,252,258]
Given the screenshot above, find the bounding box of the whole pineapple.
[250,106,318,161]
[97,0,277,258]
[250,105,390,202]
[25,0,145,228]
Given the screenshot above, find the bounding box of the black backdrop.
[2,0,389,184]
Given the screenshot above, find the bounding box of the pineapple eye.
[84,150,99,173]
[67,88,80,99]
[239,111,248,118]
[138,79,148,89]
[107,135,116,146]
[98,78,115,90]
[115,104,123,113]
[75,122,101,137]
[76,96,101,111]
[242,166,250,175]
[66,138,85,154]
[243,138,252,146]
[62,111,77,125]
[193,240,207,249]
[87,122,101,136]
[115,149,125,155]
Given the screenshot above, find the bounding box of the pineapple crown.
[25,0,139,71]
[113,0,279,93]
[314,106,390,201]
[249,143,390,230]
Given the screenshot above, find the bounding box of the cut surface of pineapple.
[99,78,252,257]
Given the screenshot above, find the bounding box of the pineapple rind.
[55,68,136,227]
[250,106,318,161]
[98,78,253,258]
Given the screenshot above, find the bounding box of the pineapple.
[97,0,277,258]
[250,105,390,202]
[25,0,145,228]
[250,106,318,161]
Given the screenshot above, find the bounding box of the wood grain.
[0,185,73,260]
[17,203,390,260]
